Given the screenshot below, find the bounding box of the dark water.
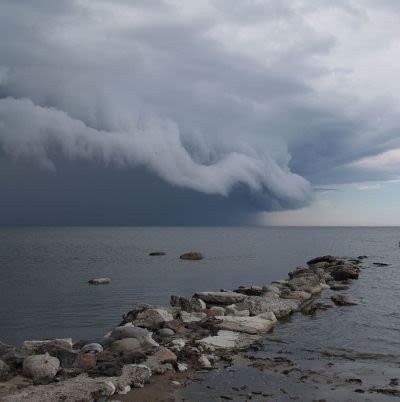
[0,226,399,358]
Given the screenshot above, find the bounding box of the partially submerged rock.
[180,252,203,260]
[196,330,258,350]
[236,295,297,318]
[88,278,111,285]
[331,294,359,306]
[193,291,246,305]
[149,252,166,256]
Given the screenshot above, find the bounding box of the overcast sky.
[1,0,400,225]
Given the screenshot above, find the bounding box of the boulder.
[215,315,275,334]
[73,352,97,371]
[307,255,337,265]
[236,295,297,318]
[287,274,322,293]
[170,295,192,312]
[158,328,175,337]
[196,330,258,350]
[23,353,60,381]
[0,341,15,357]
[198,355,212,369]
[210,306,225,316]
[143,347,177,371]
[281,290,312,303]
[134,308,174,329]
[331,294,359,306]
[169,339,186,352]
[110,326,159,348]
[88,278,111,285]
[225,304,250,317]
[22,338,73,354]
[180,311,207,323]
[190,298,206,312]
[180,252,203,260]
[0,358,10,381]
[329,264,360,281]
[111,338,143,354]
[81,343,103,354]
[234,286,264,296]
[288,266,314,279]
[256,312,278,323]
[193,291,246,305]
[262,285,281,295]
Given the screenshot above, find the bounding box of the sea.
[0,226,399,400]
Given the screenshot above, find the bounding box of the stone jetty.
[0,255,363,401]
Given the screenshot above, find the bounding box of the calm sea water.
[0,226,399,354]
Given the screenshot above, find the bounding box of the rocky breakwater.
[0,255,362,401]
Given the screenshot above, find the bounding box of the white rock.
[22,353,60,381]
[215,315,275,334]
[180,311,206,323]
[198,355,212,368]
[196,331,240,349]
[225,304,250,317]
[170,338,186,351]
[257,312,278,323]
[190,298,206,312]
[134,308,174,328]
[210,306,225,316]
[177,362,188,372]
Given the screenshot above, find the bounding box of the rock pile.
[0,255,364,401]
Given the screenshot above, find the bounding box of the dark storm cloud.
[0,0,399,224]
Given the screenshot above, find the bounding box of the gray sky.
[1,0,400,225]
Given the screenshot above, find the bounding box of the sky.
[0,0,400,226]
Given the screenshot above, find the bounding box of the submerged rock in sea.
[149,252,166,256]
[179,252,203,260]
[88,278,112,285]
[193,291,246,305]
[22,353,60,381]
[331,294,359,306]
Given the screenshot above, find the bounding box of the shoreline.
[0,255,365,401]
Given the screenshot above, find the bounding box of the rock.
[281,290,312,303]
[164,320,188,334]
[288,266,314,279]
[196,330,258,350]
[307,255,337,265]
[0,341,15,357]
[331,294,359,306]
[236,295,297,318]
[215,315,275,334]
[180,311,207,323]
[158,328,175,337]
[180,252,203,260]
[0,359,10,381]
[110,326,159,348]
[225,304,250,317]
[149,252,166,256]
[210,306,226,316]
[23,353,60,381]
[134,308,174,329]
[170,295,192,312]
[198,355,212,369]
[193,291,246,305]
[373,262,390,267]
[301,299,331,315]
[22,338,73,354]
[144,347,177,371]
[256,312,278,323]
[169,339,186,352]
[262,285,281,295]
[74,352,97,371]
[234,286,264,296]
[328,263,360,281]
[88,278,112,285]
[6,364,151,402]
[177,362,188,372]
[81,343,104,354]
[46,346,78,368]
[190,298,206,312]
[287,274,322,294]
[111,338,143,354]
